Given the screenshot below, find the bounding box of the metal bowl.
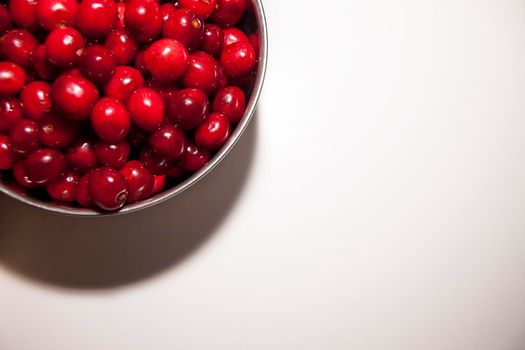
[0,0,267,216]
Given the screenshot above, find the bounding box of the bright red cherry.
[76,173,93,206]
[0,97,23,132]
[180,143,210,172]
[13,161,39,188]
[124,0,162,43]
[180,51,220,94]
[0,5,13,36]
[223,28,248,47]
[0,29,38,68]
[91,97,130,142]
[160,3,177,22]
[66,138,98,173]
[77,0,117,38]
[51,74,99,120]
[46,169,79,202]
[149,125,186,160]
[179,0,217,18]
[202,24,223,57]
[119,160,154,202]
[39,112,80,149]
[144,39,188,83]
[20,81,52,121]
[31,45,59,81]
[79,45,117,83]
[220,40,255,78]
[166,88,208,129]
[212,86,245,123]
[8,0,40,32]
[0,135,15,169]
[44,26,85,67]
[23,148,67,185]
[9,119,40,155]
[0,62,26,97]
[88,167,129,211]
[211,0,245,27]
[162,9,204,50]
[127,87,164,131]
[116,2,126,28]
[95,140,130,168]
[105,29,139,65]
[195,112,231,149]
[139,147,172,175]
[36,0,78,31]
[103,65,145,103]
[151,174,166,195]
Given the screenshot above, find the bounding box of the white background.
[2,0,525,349]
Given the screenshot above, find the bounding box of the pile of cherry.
[0,0,259,211]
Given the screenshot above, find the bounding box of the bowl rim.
[0,0,268,217]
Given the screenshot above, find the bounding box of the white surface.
[2,0,525,349]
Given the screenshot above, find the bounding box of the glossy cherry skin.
[66,138,98,173]
[44,26,85,67]
[105,29,139,65]
[212,86,245,123]
[139,147,172,175]
[211,0,246,27]
[91,97,130,142]
[217,64,229,90]
[77,0,117,38]
[0,62,26,97]
[79,45,117,83]
[124,0,162,43]
[8,0,40,32]
[166,88,208,129]
[116,2,126,28]
[39,112,80,149]
[149,124,186,160]
[151,174,166,195]
[160,3,177,22]
[103,66,145,103]
[13,161,39,188]
[180,51,220,94]
[0,5,13,36]
[223,27,248,47]
[162,9,204,50]
[119,160,154,202]
[179,0,217,18]
[180,143,210,172]
[88,167,129,210]
[202,24,223,57]
[20,81,52,121]
[0,29,38,68]
[95,139,130,168]
[0,97,23,132]
[220,40,256,78]
[143,39,188,83]
[36,0,78,31]
[23,148,67,185]
[127,87,164,131]
[76,174,93,206]
[51,74,99,121]
[195,112,230,149]
[9,119,40,154]
[31,45,59,81]
[0,134,15,169]
[46,169,79,202]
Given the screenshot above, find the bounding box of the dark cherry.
[0,62,26,97]
[162,9,204,50]
[126,125,147,149]
[166,88,208,129]
[20,81,52,121]
[151,174,166,195]
[0,5,13,36]
[149,124,186,160]
[31,45,59,81]
[0,97,23,132]
[103,65,145,103]
[9,119,40,154]
[51,74,99,120]
[119,160,154,202]
[76,173,93,206]
[202,24,223,57]
[0,134,15,169]
[44,26,85,67]
[143,38,188,83]
[0,29,38,68]
[88,167,129,211]
[166,162,185,178]
[116,2,126,28]
[179,0,217,18]
[79,45,116,83]
[180,51,220,94]
[95,139,130,168]
[229,69,255,92]
[36,0,78,31]
[8,0,40,32]
[180,143,210,172]
[160,3,177,22]
[211,0,246,27]
[245,0,254,14]
[77,0,117,38]
[133,49,148,76]
[66,138,98,173]
[46,169,79,202]
[23,148,67,185]
[39,112,80,149]
[139,147,172,175]
[127,87,164,131]
[212,86,245,123]
[217,64,229,90]
[249,31,260,56]
[105,29,138,65]
[124,0,162,43]
[13,161,39,188]
[220,40,256,78]
[195,112,231,149]
[91,97,130,142]
[223,27,248,47]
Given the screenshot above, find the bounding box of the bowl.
[0,0,267,216]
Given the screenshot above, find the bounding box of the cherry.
[212,86,245,123]
[36,0,78,31]
[39,112,80,149]
[127,87,164,131]
[31,45,59,81]
[0,5,13,36]
[202,24,223,57]
[0,135,15,169]
[179,0,217,19]
[195,112,230,149]
[103,65,145,102]
[0,97,23,132]
[8,0,40,32]
[0,29,38,68]
[211,0,246,27]
[133,49,148,76]
[45,26,85,67]
[88,167,129,210]
[160,3,177,22]
[13,161,39,188]
[119,160,154,202]
[23,148,67,185]
[77,0,117,38]
[46,169,79,202]
[0,62,26,97]
[220,40,255,78]
[151,174,166,195]
[249,32,260,55]
[116,2,126,28]
[139,147,172,175]
[105,29,138,65]
[166,162,185,178]
[180,143,210,172]
[79,45,117,83]
[143,38,188,83]
[20,81,52,121]
[9,119,40,155]
[166,88,208,129]
[126,125,147,149]
[76,173,93,206]
[162,9,204,50]
[51,74,99,120]
[124,0,162,43]
[66,138,98,173]
[223,27,248,47]
[149,124,186,160]
[95,139,130,168]
[180,51,220,94]
[91,97,130,142]
[217,64,229,90]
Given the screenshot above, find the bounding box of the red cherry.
[9,119,40,155]
[0,5,13,36]
[166,88,208,129]
[162,9,204,50]
[133,49,148,76]
[143,38,188,83]
[77,0,117,38]
[31,45,59,81]
[180,51,220,94]
[51,74,99,120]
[180,143,210,172]
[76,173,93,206]
[88,167,129,211]
[166,162,185,178]
[91,97,130,142]
[119,160,154,202]
[0,61,26,97]
[151,174,166,195]
[36,0,78,31]
[105,29,139,65]
[23,148,67,185]
[116,2,126,28]
[0,97,23,132]
[127,87,164,131]
[44,26,85,67]
[0,134,15,169]
[95,139,130,168]
[124,0,162,43]
[39,112,80,149]
[103,65,145,103]
[195,112,231,150]
[46,169,79,202]
[66,138,98,173]
[160,3,177,22]
[149,124,186,160]
[13,161,39,188]
[0,29,38,68]
[217,64,229,90]
[220,40,255,78]
[126,125,147,149]
[179,0,217,18]
[211,0,245,27]
[20,81,52,121]
[202,24,223,57]
[145,79,179,104]
[249,31,260,56]
[223,28,248,47]
[139,147,172,175]
[79,45,117,83]
[212,86,245,123]
[8,0,40,32]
